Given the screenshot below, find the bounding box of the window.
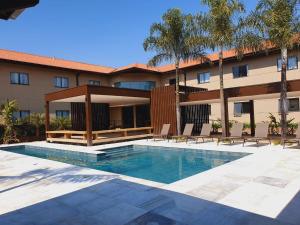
[10,72,29,85]
[89,80,101,86]
[13,110,30,120]
[114,81,156,91]
[54,77,69,88]
[278,98,299,112]
[234,102,250,117]
[56,110,70,118]
[169,78,176,85]
[197,72,210,84]
[232,65,248,78]
[277,56,298,71]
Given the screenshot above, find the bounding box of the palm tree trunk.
[175,60,181,135]
[280,47,288,143]
[219,49,227,137]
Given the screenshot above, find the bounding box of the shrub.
[0,100,19,144]
[243,122,251,129]
[268,113,296,135]
[212,119,221,133]
[50,117,71,130]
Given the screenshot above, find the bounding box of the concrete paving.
[0,140,300,225]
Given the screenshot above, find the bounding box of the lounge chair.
[217,123,243,145]
[152,124,171,141]
[283,122,300,148]
[243,123,271,146]
[172,123,194,143]
[193,123,213,143]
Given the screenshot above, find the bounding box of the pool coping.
[0,141,252,185]
[0,139,285,188]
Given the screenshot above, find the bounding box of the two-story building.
[0,48,299,128]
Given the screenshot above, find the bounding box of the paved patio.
[0,140,300,225]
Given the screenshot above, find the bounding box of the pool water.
[0,145,250,184]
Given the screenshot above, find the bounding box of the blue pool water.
[0,145,250,184]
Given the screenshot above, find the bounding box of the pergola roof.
[45,85,150,107]
[181,79,300,105]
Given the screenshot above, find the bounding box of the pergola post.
[249,100,255,136]
[45,101,50,132]
[85,93,93,146]
[133,105,137,128]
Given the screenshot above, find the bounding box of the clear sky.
[0,0,258,68]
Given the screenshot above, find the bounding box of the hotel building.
[0,48,299,129]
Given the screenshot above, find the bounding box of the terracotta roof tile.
[0,41,282,75]
[111,63,161,73]
[0,49,115,74]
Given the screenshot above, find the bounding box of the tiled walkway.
[0,141,300,225]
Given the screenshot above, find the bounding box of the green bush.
[243,122,251,129]
[268,113,296,135]
[212,119,221,133]
[50,117,71,130]
[15,123,36,137]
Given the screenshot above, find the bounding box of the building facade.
[0,48,299,128]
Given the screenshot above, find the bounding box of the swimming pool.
[0,145,250,184]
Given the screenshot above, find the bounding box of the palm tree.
[199,0,248,137]
[30,113,45,137]
[143,8,206,135]
[247,0,300,142]
[0,100,19,144]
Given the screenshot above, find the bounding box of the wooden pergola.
[45,85,151,146]
[181,79,300,136]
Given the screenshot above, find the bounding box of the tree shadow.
[0,178,292,225]
[0,166,119,194]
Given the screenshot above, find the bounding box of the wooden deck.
[46,127,153,145]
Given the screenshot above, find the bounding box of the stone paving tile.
[187,180,240,202]
[56,188,103,207]
[151,202,203,224]
[74,195,120,216]
[125,212,187,225]
[137,194,174,211]
[254,176,290,188]
[91,203,147,225]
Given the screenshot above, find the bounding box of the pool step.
[99,147,144,159]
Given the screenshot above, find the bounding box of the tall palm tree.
[199,0,247,137]
[143,8,206,135]
[247,0,300,142]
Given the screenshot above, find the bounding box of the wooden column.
[45,101,50,133]
[85,93,93,146]
[133,105,137,128]
[249,100,255,136]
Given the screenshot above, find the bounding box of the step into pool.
[0,145,250,184]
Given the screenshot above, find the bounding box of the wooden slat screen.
[71,103,109,131]
[181,104,209,135]
[151,86,177,135]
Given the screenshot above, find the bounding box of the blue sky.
[0,0,258,68]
